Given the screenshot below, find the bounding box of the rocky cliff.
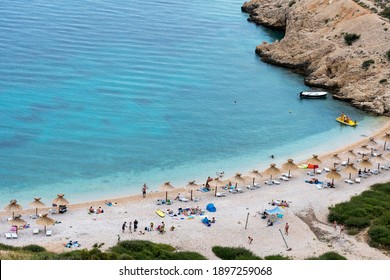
[242,0,390,115]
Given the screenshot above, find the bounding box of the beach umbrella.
[330,154,342,167]
[36,213,56,234]
[343,149,357,163]
[326,168,342,185]
[186,181,199,191]
[4,200,22,219]
[358,145,370,157]
[29,197,45,216]
[343,163,358,179]
[358,157,373,170]
[307,154,322,172]
[246,169,263,185]
[229,172,246,187]
[159,182,175,201]
[371,154,387,170]
[264,163,281,180]
[381,132,390,151]
[366,137,379,152]
[282,159,298,177]
[210,177,226,188]
[53,194,69,206]
[8,215,27,234]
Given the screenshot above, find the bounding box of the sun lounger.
[5,233,12,239]
[272,180,281,185]
[341,161,347,166]
[49,209,57,214]
[46,230,52,236]
[316,169,322,174]
[30,214,39,219]
[178,196,189,202]
[282,173,292,178]
[33,228,40,234]
[11,233,18,239]
[229,189,238,194]
[371,169,379,175]
[192,197,200,202]
[247,185,256,190]
[344,179,354,184]
[355,178,361,183]
[264,180,274,185]
[279,176,289,181]
[215,192,226,197]
[380,165,389,170]
[306,171,315,176]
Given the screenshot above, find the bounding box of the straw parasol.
[371,154,387,170]
[4,200,22,219]
[53,194,69,206]
[381,132,390,150]
[330,154,342,167]
[282,159,298,177]
[186,181,199,191]
[29,197,46,216]
[358,145,370,157]
[264,163,281,180]
[307,154,322,172]
[211,177,226,188]
[229,172,246,187]
[366,137,379,149]
[159,182,175,192]
[343,163,358,179]
[246,169,263,185]
[343,149,357,163]
[36,214,56,234]
[8,215,27,234]
[358,157,373,170]
[326,168,342,185]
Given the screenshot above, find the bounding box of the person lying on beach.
[97,207,104,214]
[267,220,273,227]
[89,206,95,214]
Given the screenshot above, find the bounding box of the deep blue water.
[0,0,385,206]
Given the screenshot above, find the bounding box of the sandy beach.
[2,119,390,260]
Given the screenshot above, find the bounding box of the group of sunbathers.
[64,240,80,248]
[270,200,289,207]
[88,206,104,214]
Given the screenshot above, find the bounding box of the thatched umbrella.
[381,132,390,151]
[229,172,246,187]
[186,180,199,200]
[282,159,298,177]
[4,200,22,219]
[343,163,358,179]
[371,154,387,170]
[358,145,370,157]
[366,137,379,151]
[53,194,69,205]
[307,154,322,172]
[8,216,27,234]
[246,169,263,185]
[264,163,281,180]
[326,168,342,185]
[159,182,175,201]
[330,154,342,167]
[358,157,373,170]
[343,149,357,163]
[36,214,56,234]
[29,197,45,216]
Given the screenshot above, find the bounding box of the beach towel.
[199,188,210,193]
[206,203,216,212]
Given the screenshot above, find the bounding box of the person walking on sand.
[340,224,345,235]
[285,222,289,235]
[129,221,132,233]
[150,222,154,231]
[134,219,138,232]
[142,183,148,198]
[248,236,253,244]
[117,234,121,243]
[333,221,337,232]
[122,222,127,233]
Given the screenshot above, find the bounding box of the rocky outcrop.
[242,0,390,115]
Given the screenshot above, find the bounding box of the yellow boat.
[336,117,358,127]
[156,209,165,218]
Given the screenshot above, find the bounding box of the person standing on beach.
[122,222,127,233]
[142,183,148,198]
[340,224,345,235]
[333,221,337,232]
[134,219,138,232]
[129,222,132,233]
[150,222,154,231]
[285,222,289,235]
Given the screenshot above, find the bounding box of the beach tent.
[265,206,283,215]
[206,203,216,212]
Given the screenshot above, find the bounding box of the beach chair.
[306,171,315,176]
[247,185,256,190]
[279,176,289,181]
[11,233,18,239]
[253,183,261,188]
[33,228,40,234]
[178,196,189,202]
[371,169,379,175]
[323,167,330,172]
[264,180,273,185]
[272,180,281,185]
[49,209,57,214]
[380,165,389,170]
[355,178,361,183]
[316,169,322,174]
[215,192,226,197]
[229,189,238,194]
[5,233,12,239]
[30,214,39,219]
[282,173,292,178]
[344,179,354,184]
[341,161,347,166]
[46,230,52,236]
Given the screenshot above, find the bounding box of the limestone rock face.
[242,0,390,115]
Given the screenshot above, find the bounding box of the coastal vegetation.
[212,246,262,260]
[380,7,390,20]
[343,33,361,45]
[328,182,390,250]
[306,251,347,260]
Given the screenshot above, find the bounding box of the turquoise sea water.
[0,0,386,206]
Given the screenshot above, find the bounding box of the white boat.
[299,91,328,99]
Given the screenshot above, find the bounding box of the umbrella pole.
[165,191,168,202]
[332,179,334,185]
[190,190,193,201]
[214,187,217,197]
[288,170,291,177]
[349,173,352,180]
[378,163,380,170]
[36,208,38,216]
[252,178,255,186]
[384,141,387,151]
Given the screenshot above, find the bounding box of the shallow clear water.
[0,0,386,206]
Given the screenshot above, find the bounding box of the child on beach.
[285,222,289,235]
[248,236,253,244]
[142,183,148,198]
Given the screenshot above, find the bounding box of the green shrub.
[347,228,360,235]
[368,225,390,247]
[344,33,360,45]
[380,7,390,19]
[212,246,262,260]
[22,245,46,253]
[264,254,291,260]
[307,251,347,260]
[362,59,375,70]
